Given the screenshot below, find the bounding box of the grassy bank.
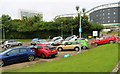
[9,44,118,72]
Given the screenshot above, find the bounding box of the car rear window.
[45,45,55,50]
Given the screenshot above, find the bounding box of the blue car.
[0,47,36,66]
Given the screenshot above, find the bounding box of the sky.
[0,0,119,21]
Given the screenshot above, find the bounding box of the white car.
[2,40,22,48]
[49,36,63,45]
[62,35,78,44]
[31,39,50,45]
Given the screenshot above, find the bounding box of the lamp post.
[76,6,82,53]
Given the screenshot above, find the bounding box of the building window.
[108,9,110,11]
[108,20,110,23]
[108,16,110,19]
[113,20,116,22]
[103,17,104,19]
[113,12,116,15]
[103,13,104,16]
[96,15,98,17]
[103,21,104,23]
[108,13,110,15]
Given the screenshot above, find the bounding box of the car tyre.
[74,47,80,51]
[109,41,114,44]
[28,55,34,61]
[18,43,22,46]
[94,43,98,46]
[82,46,86,50]
[41,54,46,59]
[6,44,11,48]
[57,47,63,51]
[0,60,4,67]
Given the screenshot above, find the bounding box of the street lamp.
[76,5,82,53]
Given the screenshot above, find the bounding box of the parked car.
[30,38,39,45]
[62,35,77,44]
[56,41,80,51]
[31,39,50,45]
[2,40,22,48]
[0,47,36,66]
[91,36,117,46]
[30,44,58,58]
[76,39,89,49]
[49,36,63,45]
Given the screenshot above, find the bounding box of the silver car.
[2,40,22,48]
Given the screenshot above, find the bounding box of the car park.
[56,41,80,51]
[30,44,58,58]
[2,40,22,48]
[49,36,63,45]
[76,39,89,49]
[0,47,36,66]
[91,36,116,46]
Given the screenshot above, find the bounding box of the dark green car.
[76,39,89,49]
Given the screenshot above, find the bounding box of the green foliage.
[1,12,104,39]
[90,22,104,31]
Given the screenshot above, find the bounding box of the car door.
[4,49,20,64]
[9,40,16,46]
[98,38,105,44]
[63,42,73,50]
[12,40,18,45]
[19,48,29,61]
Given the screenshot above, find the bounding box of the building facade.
[88,2,120,26]
[19,9,43,20]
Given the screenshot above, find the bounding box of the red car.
[31,44,58,58]
[91,36,117,46]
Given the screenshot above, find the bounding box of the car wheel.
[82,46,86,50]
[18,43,22,46]
[109,41,114,44]
[28,55,34,61]
[57,47,63,51]
[41,54,46,59]
[74,47,79,51]
[94,43,98,46]
[6,44,11,48]
[51,55,56,58]
[0,60,4,67]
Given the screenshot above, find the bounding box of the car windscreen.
[39,40,47,42]
[71,42,79,45]
[0,48,13,55]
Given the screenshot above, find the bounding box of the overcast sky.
[0,0,119,21]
